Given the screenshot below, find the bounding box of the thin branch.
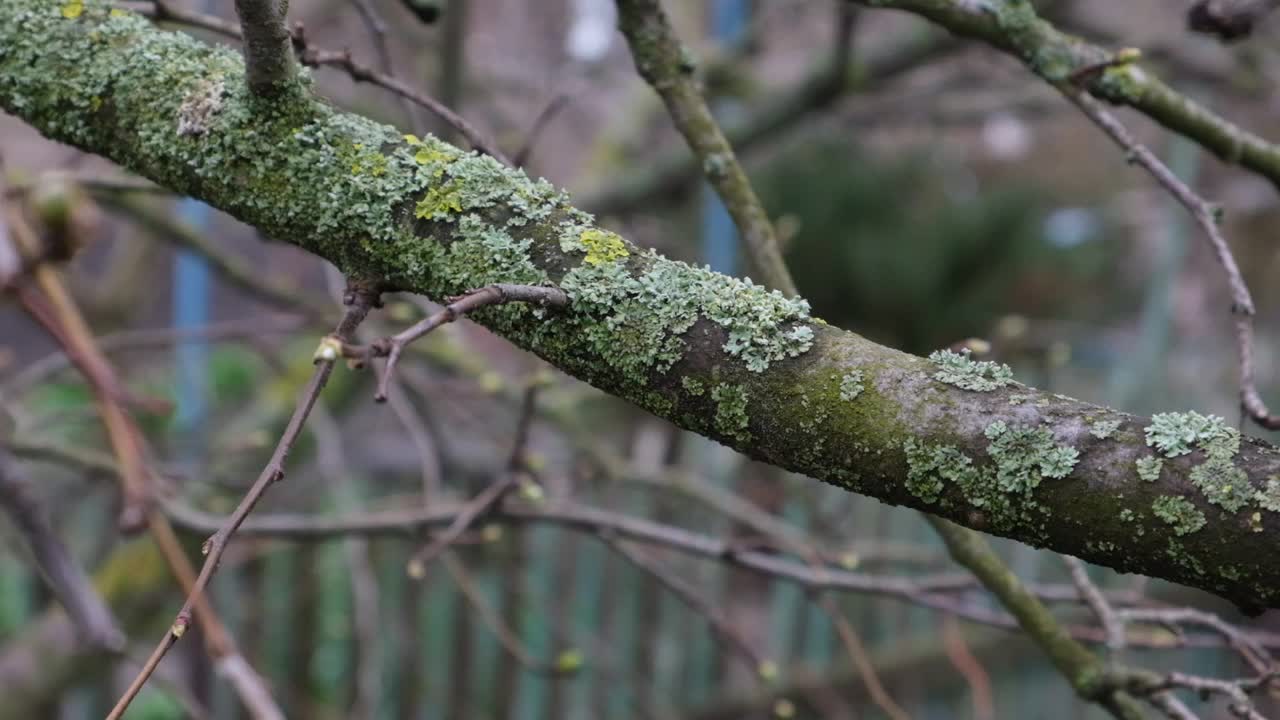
[162,498,1280,653]
[1062,88,1279,431]
[1064,556,1124,654]
[337,283,567,401]
[614,0,802,295]
[598,531,771,681]
[925,517,1147,720]
[106,281,379,720]
[813,594,911,720]
[441,552,573,675]
[0,449,125,651]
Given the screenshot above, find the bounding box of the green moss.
[984,420,1079,493]
[1089,419,1121,439]
[1152,496,1206,536]
[711,383,750,443]
[839,371,864,401]
[1135,456,1163,483]
[929,349,1014,392]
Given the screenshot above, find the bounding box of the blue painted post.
[701,0,750,277]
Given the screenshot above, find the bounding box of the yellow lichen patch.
[109,7,127,17]
[61,0,84,18]
[579,228,629,266]
[414,183,463,219]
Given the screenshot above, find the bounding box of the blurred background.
[3,0,1280,718]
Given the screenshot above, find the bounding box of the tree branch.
[8,1,1280,610]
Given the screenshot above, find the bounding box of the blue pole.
[172,198,211,445]
[700,0,750,276]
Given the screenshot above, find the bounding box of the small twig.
[598,531,771,682]
[513,91,574,168]
[1188,0,1280,42]
[1117,607,1273,674]
[941,615,996,720]
[405,476,516,577]
[131,0,503,161]
[106,281,379,720]
[1063,88,1280,431]
[292,27,509,164]
[346,0,421,130]
[1064,556,1125,654]
[441,552,573,675]
[0,449,125,651]
[337,283,567,402]
[813,594,911,720]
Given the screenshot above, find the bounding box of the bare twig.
[106,281,379,720]
[614,0,799,295]
[813,594,911,720]
[941,615,996,720]
[441,552,573,675]
[337,283,567,401]
[0,449,125,651]
[598,531,770,681]
[1064,556,1125,654]
[1063,83,1279,430]
[347,0,422,130]
[513,91,573,168]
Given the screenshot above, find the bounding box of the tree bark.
[4,0,1280,611]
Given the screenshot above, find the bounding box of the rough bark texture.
[6,0,1280,611]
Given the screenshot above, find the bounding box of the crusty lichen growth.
[1144,412,1252,512]
[1089,419,1121,439]
[1144,411,1232,457]
[984,420,1079,493]
[1256,477,1280,513]
[1135,456,1163,483]
[710,383,751,443]
[566,228,630,266]
[903,439,977,505]
[1152,496,1207,537]
[839,371,864,401]
[929,349,1014,392]
[681,376,705,397]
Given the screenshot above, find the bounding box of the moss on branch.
[6,0,1280,610]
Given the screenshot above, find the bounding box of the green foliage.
[756,137,1104,353]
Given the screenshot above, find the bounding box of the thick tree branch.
[7,1,1280,610]
[847,0,1280,192]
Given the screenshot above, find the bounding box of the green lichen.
[984,420,1079,493]
[1255,476,1280,513]
[1190,454,1251,513]
[1008,393,1035,406]
[1144,412,1252,512]
[1089,419,1121,439]
[1144,411,1232,458]
[1119,508,1136,523]
[711,383,750,443]
[839,371,864,401]
[681,376,705,397]
[1135,456,1163,482]
[902,439,979,505]
[929,349,1014,392]
[558,251,813,378]
[1152,496,1206,536]
[567,228,630,266]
